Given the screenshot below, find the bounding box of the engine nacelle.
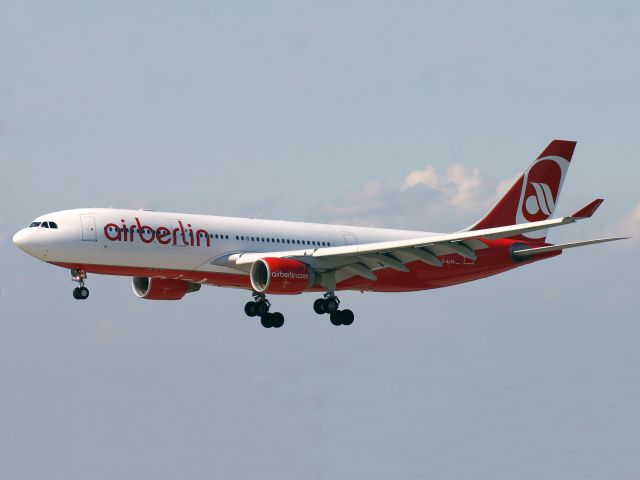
[132,277,201,300]
[250,258,315,294]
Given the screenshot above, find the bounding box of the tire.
[324,298,338,314]
[256,301,269,316]
[313,298,325,314]
[261,313,273,328]
[341,309,354,326]
[244,301,257,317]
[271,312,285,328]
[330,311,342,326]
[79,287,89,300]
[73,287,81,299]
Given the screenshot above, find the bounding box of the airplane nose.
[13,229,29,250]
[13,228,49,260]
[13,228,43,257]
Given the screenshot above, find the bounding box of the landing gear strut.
[313,293,354,326]
[71,269,90,300]
[244,292,285,328]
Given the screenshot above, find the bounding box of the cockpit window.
[29,220,58,229]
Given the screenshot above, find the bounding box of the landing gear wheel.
[323,298,339,314]
[330,311,343,326]
[261,313,273,328]
[341,309,354,326]
[313,298,325,314]
[71,269,89,300]
[256,300,270,316]
[271,312,285,328]
[244,301,258,317]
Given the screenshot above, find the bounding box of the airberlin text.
[271,271,308,280]
[103,218,211,247]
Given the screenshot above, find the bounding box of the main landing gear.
[313,294,354,326]
[244,293,285,328]
[71,269,90,300]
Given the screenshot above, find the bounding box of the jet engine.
[132,277,201,300]
[250,258,315,294]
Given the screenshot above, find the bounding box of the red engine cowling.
[250,258,315,294]
[132,277,201,300]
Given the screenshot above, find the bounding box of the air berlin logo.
[103,218,211,247]
[516,155,570,239]
[525,182,555,216]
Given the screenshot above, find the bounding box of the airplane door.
[342,232,358,245]
[80,215,97,241]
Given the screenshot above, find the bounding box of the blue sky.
[1,1,639,479]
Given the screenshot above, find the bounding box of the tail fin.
[469,140,576,240]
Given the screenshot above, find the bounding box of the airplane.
[13,140,627,328]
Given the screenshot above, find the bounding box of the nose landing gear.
[71,269,90,300]
[244,292,285,328]
[313,293,354,326]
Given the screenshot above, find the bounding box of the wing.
[229,199,619,282]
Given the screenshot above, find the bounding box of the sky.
[1,1,639,479]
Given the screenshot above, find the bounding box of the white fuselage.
[13,208,439,277]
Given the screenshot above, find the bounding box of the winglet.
[571,199,604,218]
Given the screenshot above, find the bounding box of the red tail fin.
[469,140,576,240]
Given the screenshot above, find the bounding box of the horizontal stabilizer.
[571,198,604,219]
[512,237,629,257]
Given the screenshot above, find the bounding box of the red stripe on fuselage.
[51,240,560,293]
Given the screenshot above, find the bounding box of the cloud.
[311,164,511,232]
[609,201,640,246]
[401,164,485,210]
